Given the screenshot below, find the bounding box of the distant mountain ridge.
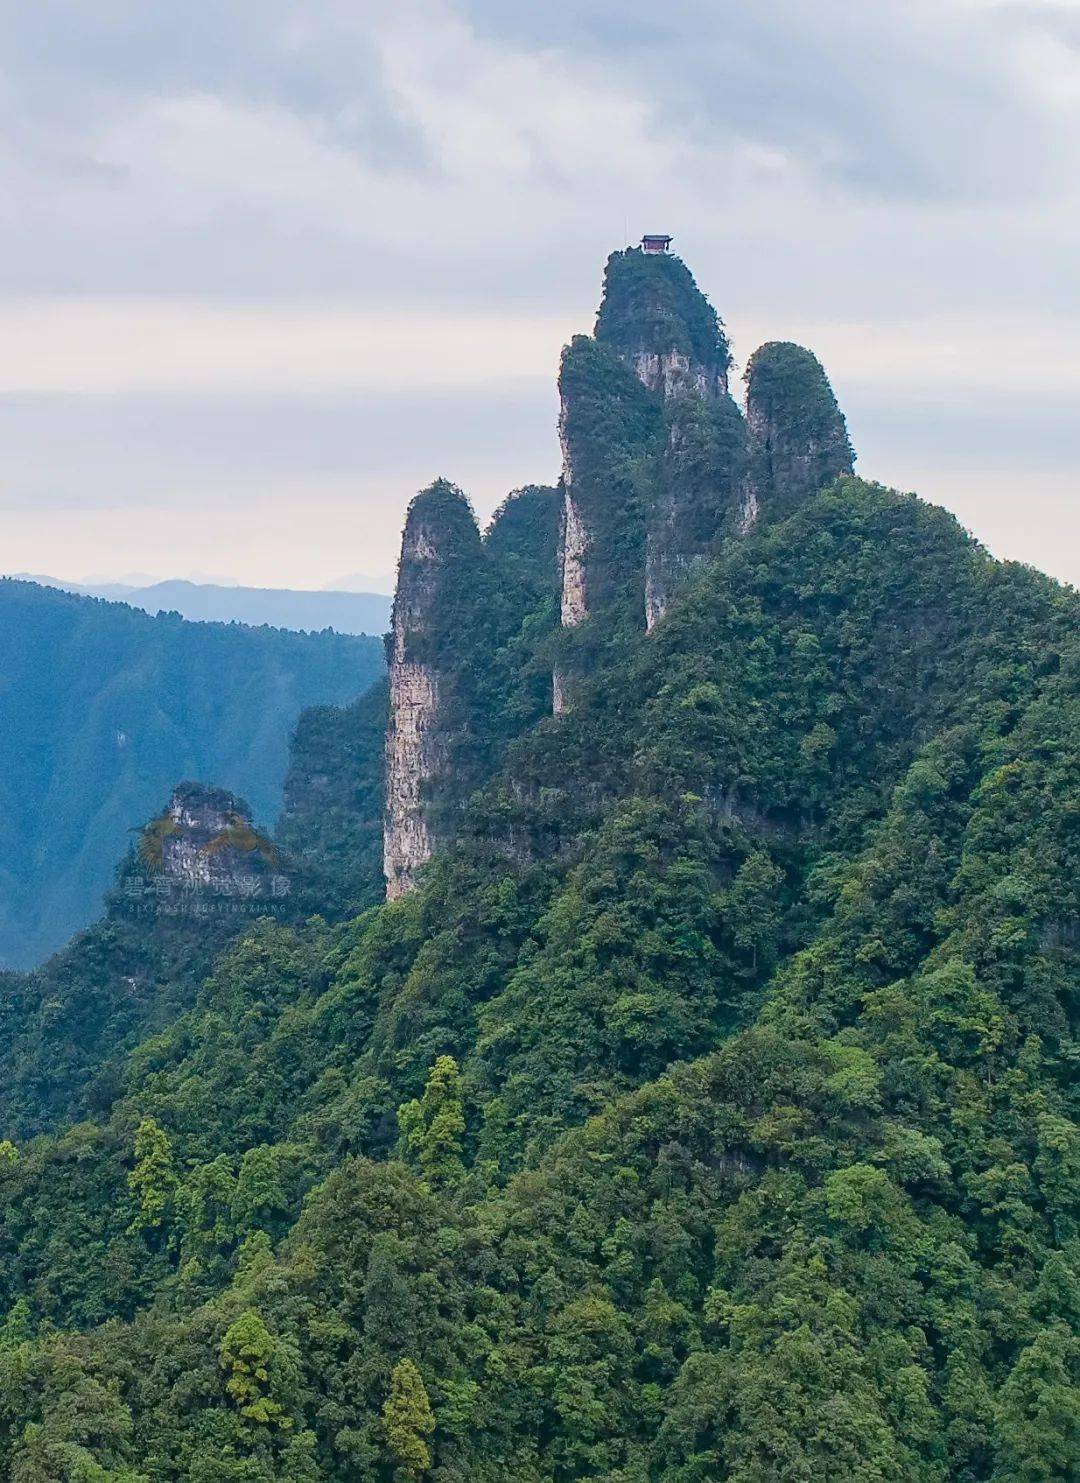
[7,574,392,636]
[0,578,384,966]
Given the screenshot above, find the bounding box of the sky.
[0,0,1078,593]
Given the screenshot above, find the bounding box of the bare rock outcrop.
[119,782,290,917]
[631,349,725,400]
[558,406,590,630]
[384,480,483,899]
[596,250,744,631]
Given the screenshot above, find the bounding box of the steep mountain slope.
[0,580,384,966]
[0,248,1074,1481]
[278,678,390,920]
[0,783,299,1139]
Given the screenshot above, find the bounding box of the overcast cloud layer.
[1,0,1077,590]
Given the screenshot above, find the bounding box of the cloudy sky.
[1,0,1078,592]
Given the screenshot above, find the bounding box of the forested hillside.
[0,580,384,966]
[0,250,1075,1480]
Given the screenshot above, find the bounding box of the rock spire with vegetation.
[743,339,854,524]
[384,479,562,895]
[383,479,484,899]
[555,245,854,690]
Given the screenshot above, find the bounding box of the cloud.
[4,299,1080,402]
[0,0,1076,586]
[0,299,574,397]
[0,382,561,586]
[4,1,1079,305]
[460,0,1075,200]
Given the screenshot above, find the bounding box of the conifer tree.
[397,1055,465,1188]
[219,1309,293,1432]
[381,1358,435,1480]
[127,1117,177,1233]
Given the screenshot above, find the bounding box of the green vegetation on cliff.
[278,679,390,920]
[595,247,732,374]
[386,479,562,866]
[745,341,855,516]
[558,334,662,629]
[400,478,561,743]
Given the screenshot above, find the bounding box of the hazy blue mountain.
[0,578,384,966]
[7,575,392,635]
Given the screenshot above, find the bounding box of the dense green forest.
[0,580,384,967]
[0,250,1075,1480]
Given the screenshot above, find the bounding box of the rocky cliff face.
[555,248,750,649]
[381,253,855,878]
[556,246,738,654]
[744,341,854,521]
[553,333,661,711]
[382,480,562,896]
[593,247,731,399]
[553,258,857,656]
[384,662,440,900]
[597,249,745,631]
[118,782,290,917]
[384,480,484,899]
[646,387,749,629]
[556,333,660,621]
[557,411,590,631]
